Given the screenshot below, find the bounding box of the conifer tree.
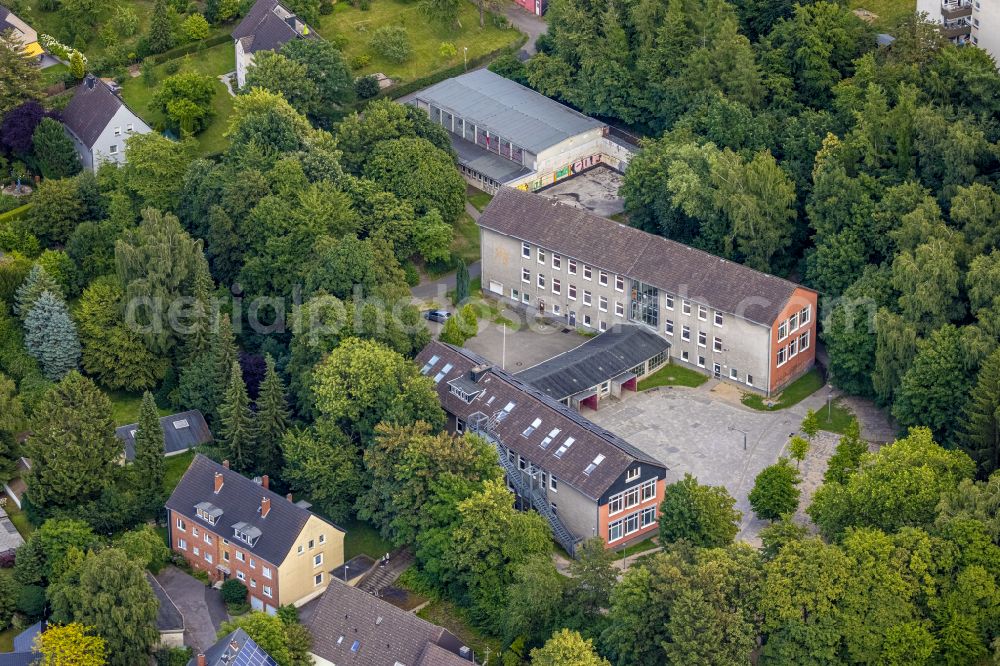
[133,391,165,515]
[24,290,81,380]
[961,346,1000,476]
[253,354,290,475]
[183,255,215,360]
[147,0,175,54]
[454,258,469,304]
[14,263,63,320]
[219,361,253,472]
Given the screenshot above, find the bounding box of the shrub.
[181,13,210,41]
[221,578,248,605]
[191,569,211,585]
[369,26,410,63]
[355,74,380,99]
[349,54,371,70]
[163,60,181,75]
[16,584,46,619]
[439,42,457,59]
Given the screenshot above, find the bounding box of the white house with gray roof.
[232,0,315,88]
[61,75,152,172]
[409,69,635,193]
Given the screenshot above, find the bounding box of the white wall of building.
[972,0,1000,63]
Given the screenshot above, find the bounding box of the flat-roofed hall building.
[408,69,634,193]
[417,341,668,555]
[479,188,819,396]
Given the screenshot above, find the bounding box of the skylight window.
[583,454,606,475]
[522,418,542,437]
[433,363,453,383]
[420,355,440,374]
[539,428,561,449]
[497,401,516,422]
[351,640,361,653]
[553,437,575,458]
[173,419,189,429]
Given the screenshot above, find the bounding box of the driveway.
[501,2,548,56]
[587,384,835,544]
[156,566,228,652]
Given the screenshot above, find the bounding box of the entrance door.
[568,311,576,326]
[713,363,721,378]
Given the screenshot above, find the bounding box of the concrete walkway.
[156,566,228,653]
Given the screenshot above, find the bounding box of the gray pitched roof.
[413,69,606,154]
[117,410,213,461]
[11,622,42,653]
[307,580,472,665]
[166,454,343,566]
[232,0,314,54]
[61,76,125,148]
[0,506,25,555]
[187,629,278,666]
[0,654,37,666]
[516,324,670,401]
[146,573,184,633]
[479,188,812,326]
[416,341,665,500]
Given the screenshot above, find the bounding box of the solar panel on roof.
[232,636,279,666]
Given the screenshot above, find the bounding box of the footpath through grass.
[637,362,709,391]
[742,368,824,411]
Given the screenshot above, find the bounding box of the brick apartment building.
[417,341,668,555]
[166,455,345,613]
[478,188,819,396]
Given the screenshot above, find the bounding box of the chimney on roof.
[470,363,491,383]
[222,459,230,469]
[197,654,206,666]
[261,496,271,518]
[261,474,269,490]
[214,472,224,494]
[85,74,95,90]
[286,493,293,502]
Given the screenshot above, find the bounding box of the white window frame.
[600,320,607,331]
[789,338,798,357]
[108,144,119,155]
[730,367,738,380]
[314,553,323,567]
[615,275,624,292]
[800,330,810,350]
[552,254,561,270]
[665,295,674,310]
[778,321,788,340]
[313,574,322,587]
[265,585,274,597]
[714,312,723,327]
[746,374,754,387]
[777,347,787,367]
[568,284,577,300]
[713,337,722,352]
[665,320,673,335]
[178,538,187,551]
[522,268,530,284]
[522,242,531,259]
[538,249,546,265]
[682,300,691,315]
[583,290,592,306]
[568,259,577,275]
[583,265,592,280]
[698,355,706,368]
[698,331,707,347]
[599,271,609,287]
[537,273,545,289]
[583,314,592,327]
[698,305,708,321]
[626,467,641,482]
[800,306,811,325]
[615,301,625,317]
[598,296,608,312]
[552,278,561,295]
[681,325,690,342]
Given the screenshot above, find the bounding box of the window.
[568,284,577,300]
[682,300,691,315]
[583,290,592,306]
[432,363,452,384]
[615,301,624,317]
[204,533,212,545]
[552,279,561,295]
[609,520,623,543]
[665,320,673,335]
[627,467,641,482]
[800,330,810,350]
[698,305,707,320]
[800,306,811,324]
[583,454,605,475]
[236,571,245,581]
[309,539,315,549]
[713,337,723,352]
[789,313,799,332]
[789,338,798,357]
[584,314,592,327]
[192,527,199,538]
[549,475,558,492]
[746,374,754,386]
[109,144,118,154]
[698,355,705,368]
[205,552,213,564]
[641,479,656,501]
[522,417,542,437]
[319,534,325,544]
[615,275,624,292]
[665,295,674,310]
[297,545,304,555]
[522,268,530,284]
[568,259,577,275]
[552,254,561,270]
[250,558,256,569]
[777,347,787,366]
[583,265,592,280]
[193,546,200,556]
[641,506,657,528]
[599,296,608,312]
[313,574,322,587]
[522,292,530,303]
[176,518,186,531]
[538,249,546,264]
[314,553,323,567]
[730,367,738,380]
[539,428,560,449]
[250,579,257,589]
[609,494,623,514]
[715,312,723,327]
[553,437,575,458]
[265,585,274,597]
[510,288,519,300]
[537,273,545,289]
[114,126,121,136]
[522,242,531,258]
[599,271,609,286]
[127,123,134,132]
[178,538,187,551]
[223,551,230,562]
[698,331,707,347]
[600,320,607,331]
[778,321,788,340]
[681,325,690,341]
[236,551,245,562]
[682,350,689,361]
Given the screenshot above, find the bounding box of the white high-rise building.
[970,0,1000,62]
[917,0,1000,67]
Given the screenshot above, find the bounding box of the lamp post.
[463,46,468,71]
[729,425,748,451]
[826,385,833,420]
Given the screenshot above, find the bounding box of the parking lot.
[587,385,834,544]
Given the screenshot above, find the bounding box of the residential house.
[0,622,42,666]
[166,454,345,613]
[146,573,185,649]
[0,505,24,564]
[116,410,213,461]
[478,188,819,396]
[61,74,152,172]
[308,579,475,665]
[417,341,668,555]
[408,69,635,193]
[188,628,277,666]
[232,0,316,88]
[0,6,42,59]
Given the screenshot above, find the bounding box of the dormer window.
[194,502,222,526]
[173,419,189,429]
[232,522,261,547]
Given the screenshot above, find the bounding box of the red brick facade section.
[769,287,819,394]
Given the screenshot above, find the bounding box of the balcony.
[941,17,971,38]
[941,0,972,19]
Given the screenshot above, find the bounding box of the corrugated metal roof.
[413,69,606,153]
[516,324,670,401]
[116,410,213,461]
[450,132,534,183]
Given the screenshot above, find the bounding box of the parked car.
[424,309,451,323]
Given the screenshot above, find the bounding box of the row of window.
[608,505,657,543]
[676,350,755,386]
[233,568,274,598]
[776,331,811,367]
[608,479,657,516]
[777,306,811,341]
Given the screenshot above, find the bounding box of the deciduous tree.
[363,137,465,223]
[749,457,800,521]
[35,622,108,666]
[531,629,610,666]
[281,422,361,523]
[658,473,740,547]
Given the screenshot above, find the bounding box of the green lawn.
[451,212,481,267]
[120,42,236,157]
[816,398,856,435]
[617,537,659,557]
[163,450,196,494]
[107,390,172,424]
[742,368,825,411]
[467,188,493,212]
[342,518,394,561]
[40,63,68,86]
[416,598,501,661]
[637,362,709,391]
[5,502,33,539]
[849,0,915,28]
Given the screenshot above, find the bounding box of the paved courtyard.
[156,566,229,652]
[538,166,625,217]
[465,315,589,372]
[587,384,835,544]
